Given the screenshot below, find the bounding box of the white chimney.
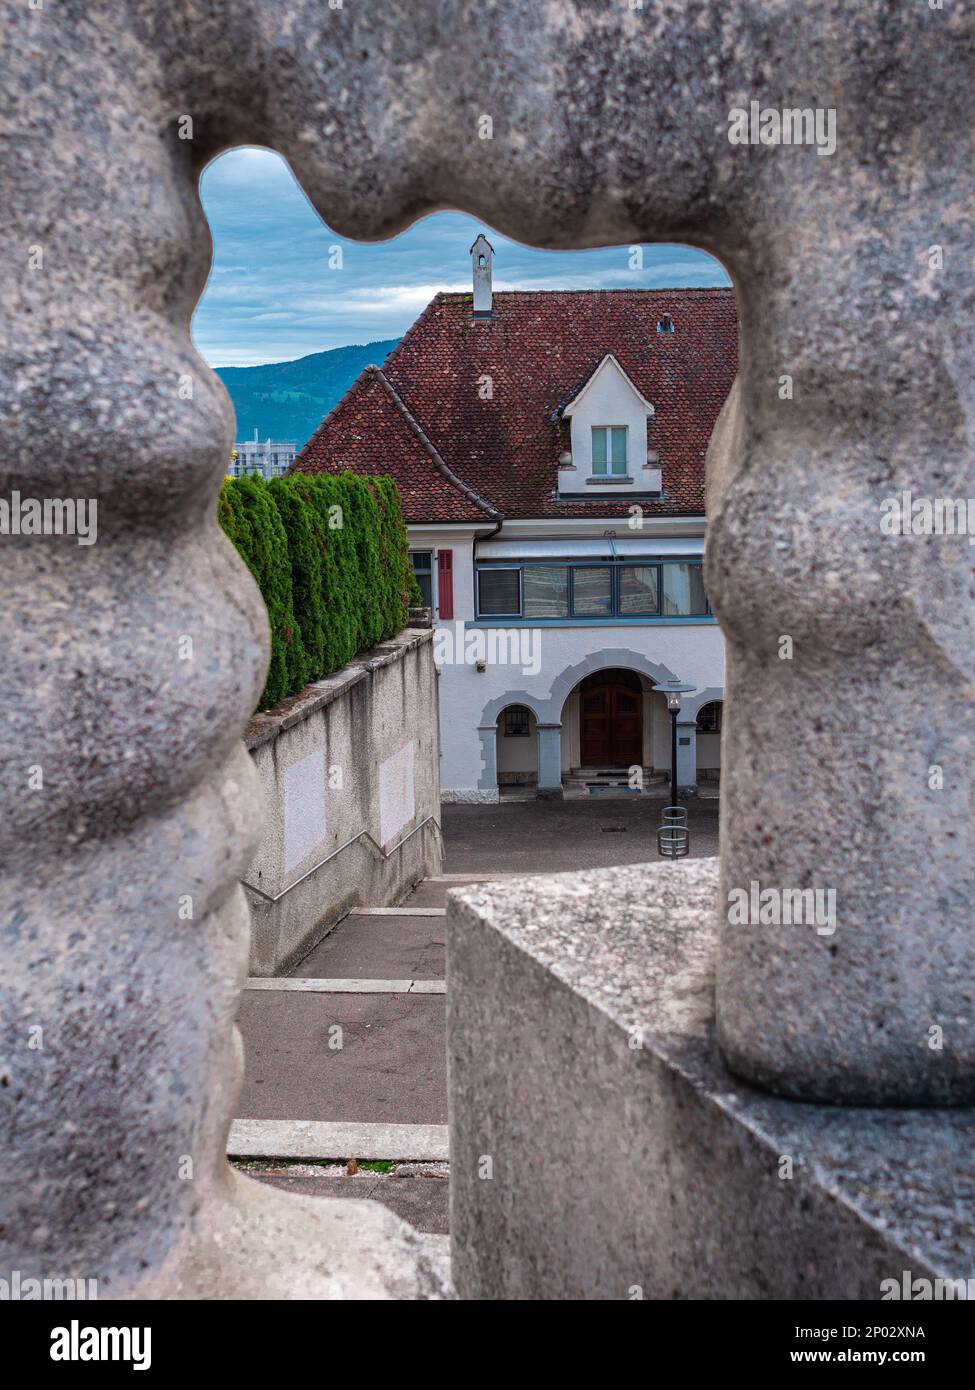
[470,233,494,319]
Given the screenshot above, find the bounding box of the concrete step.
[246,977,445,994]
[292,911,445,981]
[236,989,447,1125]
[348,906,445,917]
[403,873,532,908]
[229,1119,449,1161]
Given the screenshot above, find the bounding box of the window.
[619,565,658,614]
[523,565,569,618]
[504,706,531,737]
[591,426,627,476]
[409,550,433,607]
[478,567,521,615]
[572,566,613,615]
[697,701,723,734]
[662,562,709,616]
[474,559,709,621]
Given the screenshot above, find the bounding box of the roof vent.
[656,314,674,334]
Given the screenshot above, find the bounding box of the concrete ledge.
[446,859,975,1300]
[350,907,445,918]
[245,977,445,994]
[229,1119,450,1162]
[243,628,435,752]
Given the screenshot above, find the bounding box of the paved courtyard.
[234,795,720,1237]
[440,796,719,873]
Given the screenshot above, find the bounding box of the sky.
[193,147,731,369]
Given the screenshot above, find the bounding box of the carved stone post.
[0,2,448,1297]
[706,84,975,1105]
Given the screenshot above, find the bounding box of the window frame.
[473,557,711,622]
[696,701,723,735]
[476,565,522,617]
[409,549,434,608]
[617,563,661,617]
[570,564,615,616]
[503,706,532,737]
[591,425,629,477]
[522,563,570,620]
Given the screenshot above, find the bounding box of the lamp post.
[667,688,681,810]
[655,679,695,811]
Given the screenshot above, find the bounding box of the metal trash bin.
[657,823,690,858]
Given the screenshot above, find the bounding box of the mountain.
[215,339,401,449]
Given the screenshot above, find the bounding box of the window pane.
[591,427,607,474]
[523,565,569,618]
[661,563,708,616]
[478,568,521,615]
[573,567,613,615]
[409,551,433,607]
[611,427,627,473]
[619,565,658,614]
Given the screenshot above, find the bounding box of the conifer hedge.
[218,471,417,711]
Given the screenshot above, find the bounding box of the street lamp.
[655,680,695,812]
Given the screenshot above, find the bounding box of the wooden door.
[580,677,643,767]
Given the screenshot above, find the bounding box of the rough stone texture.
[1,0,971,1299]
[244,629,442,975]
[447,862,975,1300]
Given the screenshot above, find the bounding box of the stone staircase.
[562,766,667,797]
[228,870,531,1243]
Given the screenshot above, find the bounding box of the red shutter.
[437,549,454,619]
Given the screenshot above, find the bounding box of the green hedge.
[219,471,417,711]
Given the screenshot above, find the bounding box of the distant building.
[294,235,737,802]
[231,430,297,479]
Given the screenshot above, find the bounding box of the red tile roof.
[293,289,737,522]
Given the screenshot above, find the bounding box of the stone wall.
[243,626,442,976]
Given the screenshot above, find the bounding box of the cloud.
[193,147,730,367]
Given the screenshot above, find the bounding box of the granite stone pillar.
[676,720,698,796]
[535,724,564,798]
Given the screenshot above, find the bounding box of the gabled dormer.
[555,354,662,497]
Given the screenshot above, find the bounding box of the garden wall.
[242,623,442,976]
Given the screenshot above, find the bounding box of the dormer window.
[591,426,627,476]
[657,314,674,333]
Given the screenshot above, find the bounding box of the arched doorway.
[696,699,723,785]
[578,669,643,768]
[496,703,538,791]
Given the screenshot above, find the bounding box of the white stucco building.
[232,431,298,479]
[295,237,737,800]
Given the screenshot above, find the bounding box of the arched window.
[696,701,722,734]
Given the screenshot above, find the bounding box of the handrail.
[241,815,440,904]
